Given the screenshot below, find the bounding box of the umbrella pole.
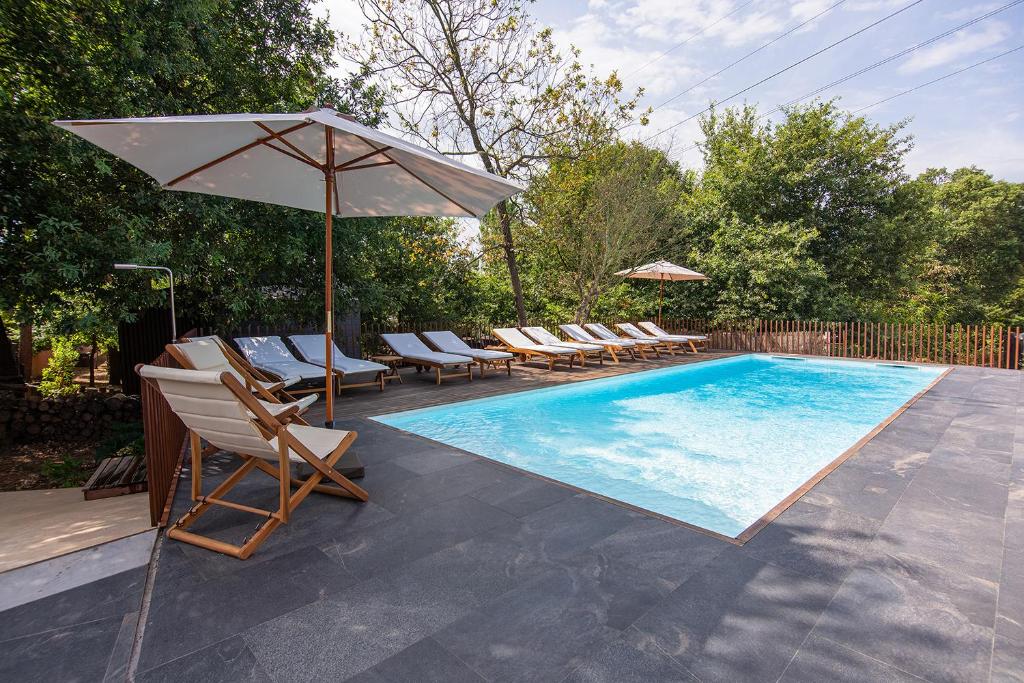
[324,126,335,428]
[658,279,664,327]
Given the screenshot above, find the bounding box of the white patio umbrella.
[54,107,524,425]
[615,260,708,326]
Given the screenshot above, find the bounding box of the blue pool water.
[372,355,945,537]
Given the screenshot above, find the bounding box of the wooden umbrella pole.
[324,125,336,427]
[658,278,665,327]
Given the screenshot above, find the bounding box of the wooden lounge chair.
[522,326,606,365]
[492,328,582,370]
[168,337,317,415]
[234,336,328,396]
[585,323,662,358]
[638,321,708,353]
[380,333,475,384]
[616,322,686,355]
[288,334,389,392]
[560,323,643,360]
[421,331,514,378]
[136,364,367,560]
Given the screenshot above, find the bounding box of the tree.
[528,141,687,321]
[345,0,641,325]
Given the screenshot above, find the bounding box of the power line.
[651,0,849,114]
[622,1,757,80]
[670,43,1024,157]
[850,44,1024,114]
[761,0,1024,118]
[641,0,926,143]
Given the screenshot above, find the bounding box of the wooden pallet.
[82,454,148,501]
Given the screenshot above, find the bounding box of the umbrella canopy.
[616,260,708,326]
[54,107,524,425]
[615,260,708,281]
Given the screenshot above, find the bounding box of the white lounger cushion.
[617,323,661,340]
[138,365,346,463]
[287,334,388,375]
[584,323,640,344]
[422,331,514,360]
[234,336,327,381]
[560,324,636,347]
[638,322,707,341]
[492,328,579,355]
[381,333,474,365]
[522,327,602,351]
[179,338,299,390]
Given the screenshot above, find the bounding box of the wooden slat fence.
[662,319,1022,370]
[139,330,195,526]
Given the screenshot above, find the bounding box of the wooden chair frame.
[231,336,328,397]
[144,368,367,560]
[420,332,513,378]
[408,359,476,385]
[522,327,606,366]
[491,330,581,371]
[639,322,708,354]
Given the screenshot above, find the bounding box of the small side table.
[370,354,404,384]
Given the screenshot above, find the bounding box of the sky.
[315,0,1024,183]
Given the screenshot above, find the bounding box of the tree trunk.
[19,324,33,380]
[88,334,97,387]
[497,200,528,326]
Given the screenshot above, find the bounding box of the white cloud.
[940,3,1002,21]
[907,124,1024,181]
[899,22,1011,74]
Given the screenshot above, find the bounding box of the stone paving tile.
[799,459,914,522]
[896,458,1009,519]
[347,637,485,683]
[365,459,523,516]
[740,500,881,583]
[941,424,1016,453]
[390,443,475,475]
[320,495,517,579]
[136,635,273,682]
[875,482,1006,583]
[0,614,125,682]
[779,634,925,682]
[468,474,577,517]
[628,547,839,682]
[562,635,698,682]
[811,553,997,683]
[0,565,145,643]
[138,545,360,672]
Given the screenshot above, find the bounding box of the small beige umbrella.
[55,107,523,426]
[616,260,708,326]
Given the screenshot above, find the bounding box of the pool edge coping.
[368,354,955,546]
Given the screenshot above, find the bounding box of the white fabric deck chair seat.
[288,334,388,391]
[380,333,475,384]
[492,328,581,370]
[137,364,367,560]
[421,331,513,378]
[234,336,327,393]
[522,326,605,364]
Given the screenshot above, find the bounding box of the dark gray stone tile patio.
[130,359,1022,682]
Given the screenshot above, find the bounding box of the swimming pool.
[372,355,947,538]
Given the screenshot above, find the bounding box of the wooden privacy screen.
[660,319,1022,370]
[140,330,195,526]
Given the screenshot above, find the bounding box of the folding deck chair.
[137,364,367,560]
[421,331,514,378]
[492,328,582,370]
[380,333,475,384]
[521,326,606,364]
[288,334,389,392]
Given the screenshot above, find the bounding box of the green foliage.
[96,421,145,461]
[38,337,79,397]
[40,456,90,488]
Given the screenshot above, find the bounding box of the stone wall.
[0,391,141,443]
